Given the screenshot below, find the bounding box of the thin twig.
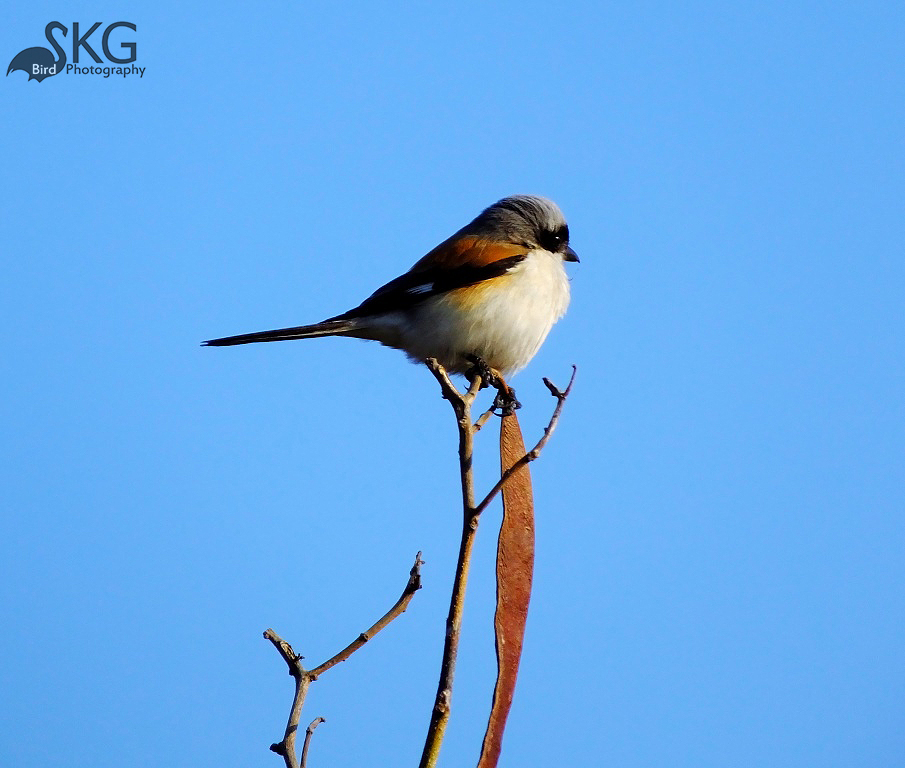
[310,552,424,679]
[473,366,576,516]
[300,717,325,768]
[473,406,496,432]
[425,359,467,409]
[266,552,424,767]
[419,360,481,768]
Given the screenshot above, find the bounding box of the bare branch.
[300,717,325,768]
[424,358,466,409]
[466,371,484,400]
[266,552,424,767]
[419,361,480,768]
[425,357,483,409]
[264,630,305,674]
[473,406,496,432]
[419,362,577,767]
[265,629,311,768]
[310,552,424,679]
[473,366,576,516]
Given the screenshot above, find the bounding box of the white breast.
[398,249,571,375]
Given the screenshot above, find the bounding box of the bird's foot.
[465,355,520,415]
[465,355,500,391]
[492,387,522,416]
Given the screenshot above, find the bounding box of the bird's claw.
[465,355,520,415]
[465,355,500,391]
[492,388,522,416]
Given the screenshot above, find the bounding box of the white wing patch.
[406,283,434,295]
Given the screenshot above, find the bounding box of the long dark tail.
[202,318,359,347]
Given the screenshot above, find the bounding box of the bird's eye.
[539,225,569,252]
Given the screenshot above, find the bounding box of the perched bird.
[204,195,578,387]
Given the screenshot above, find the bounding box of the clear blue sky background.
[2,2,903,766]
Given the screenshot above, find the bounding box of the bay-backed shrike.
[204,196,578,398]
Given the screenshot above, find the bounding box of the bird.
[204,195,578,399]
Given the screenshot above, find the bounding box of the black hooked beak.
[563,245,580,263]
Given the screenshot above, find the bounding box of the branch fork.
[263,360,575,768]
[419,360,576,768]
[265,552,424,768]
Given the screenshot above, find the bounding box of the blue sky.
[2,2,903,766]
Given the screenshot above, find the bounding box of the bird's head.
[469,195,580,263]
